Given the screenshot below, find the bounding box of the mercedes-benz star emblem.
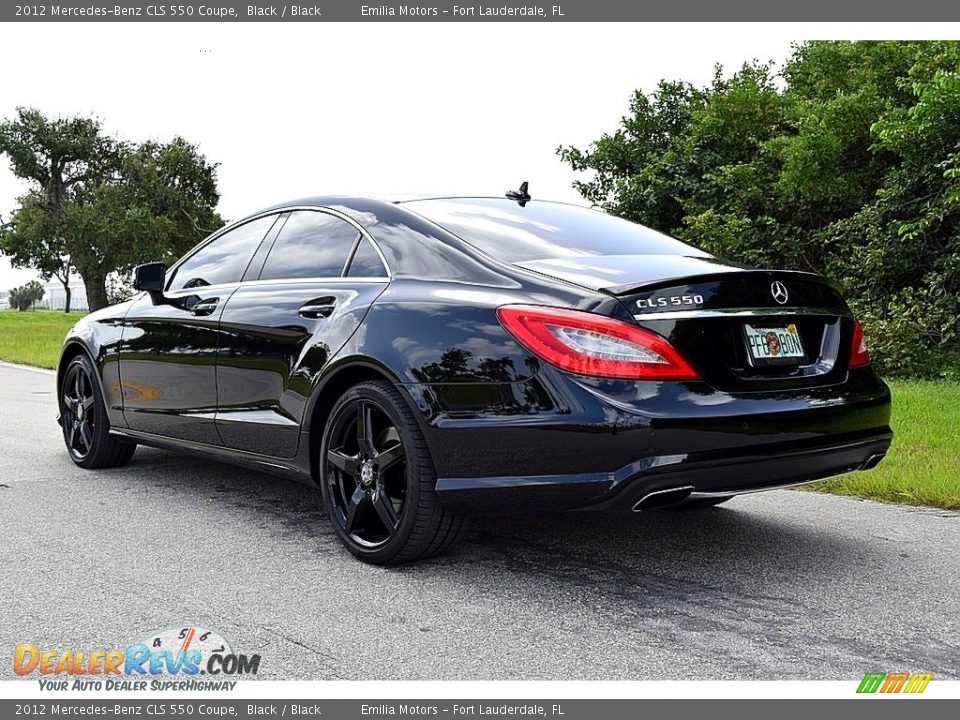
[771,280,789,305]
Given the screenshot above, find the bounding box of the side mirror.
[133,262,167,301]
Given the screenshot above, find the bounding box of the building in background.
[42,279,89,311]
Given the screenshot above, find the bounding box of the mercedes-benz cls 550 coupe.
[57,190,892,564]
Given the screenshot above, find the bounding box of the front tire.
[60,354,136,469]
[319,380,464,565]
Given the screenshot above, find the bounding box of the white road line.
[0,361,56,376]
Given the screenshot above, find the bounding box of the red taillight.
[850,319,871,368]
[496,305,699,380]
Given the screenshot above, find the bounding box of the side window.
[168,215,277,291]
[259,211,359,280]
[346,238,388,278]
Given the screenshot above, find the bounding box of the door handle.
[299,301,336,319]
[191,298,219,316]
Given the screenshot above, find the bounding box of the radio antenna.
[505,181,531,207]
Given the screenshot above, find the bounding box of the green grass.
[0,310,957,510]
[806,379,960,510]
[0,309,84,369]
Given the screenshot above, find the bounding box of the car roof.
[254,195,587,215]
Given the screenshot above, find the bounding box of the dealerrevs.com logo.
[14,625,260,691]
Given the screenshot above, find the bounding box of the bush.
[851,287,960,379]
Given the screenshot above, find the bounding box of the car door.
[118,213,282,444]
[215,209,391,457]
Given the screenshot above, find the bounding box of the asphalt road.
[1,363,958,681]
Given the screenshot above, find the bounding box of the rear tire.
[319,380,464,565]
[60,354,136,469]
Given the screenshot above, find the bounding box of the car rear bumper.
[406,366,893,514]
[432,431,891,513]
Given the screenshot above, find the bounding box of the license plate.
[743,323,805,366]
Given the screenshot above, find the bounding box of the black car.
[57,189,892,564]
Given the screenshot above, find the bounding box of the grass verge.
[805,379,960,510]
[0,309,82,369]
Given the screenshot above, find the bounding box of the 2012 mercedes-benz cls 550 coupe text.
[57,188,892,564]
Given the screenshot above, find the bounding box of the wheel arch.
[57,340,97,398]
[304,357,428,483]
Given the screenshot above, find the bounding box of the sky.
[0,22,947,291]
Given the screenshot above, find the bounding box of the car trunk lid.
[515,254,853,391]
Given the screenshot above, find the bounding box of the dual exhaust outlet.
[632,451,888,511]
[632,485,695,512]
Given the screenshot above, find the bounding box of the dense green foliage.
[7,280,44,311]
[0,108,223,311]
[560,41,960,377]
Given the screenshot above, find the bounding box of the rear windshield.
[401,198,702,263]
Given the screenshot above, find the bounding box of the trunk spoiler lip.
[630,305,854,321]
[601,267,843,297]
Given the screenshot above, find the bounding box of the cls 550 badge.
[636,294,704,310]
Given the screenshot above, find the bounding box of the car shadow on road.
[460,507,855,586]
[118,446,873,593]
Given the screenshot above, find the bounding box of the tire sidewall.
[319,382,426,563]
[63,355,102,467]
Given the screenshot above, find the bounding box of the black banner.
[4,0,960,22]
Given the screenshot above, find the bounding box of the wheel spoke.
[343,486,366,535]
[79,422,93,451]
[82,396,95,411]
[68,424,78,449]
[62,394,73,409]
[356,402,375,455]
[75,370,84,398]
[327,448,358,477]
[377,442,404,474]
[373,490,398,530]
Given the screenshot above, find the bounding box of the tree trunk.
[57,259,73,313]
[83,274,108,312]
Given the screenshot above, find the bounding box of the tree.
[8,280,44,311]
[0,193,75,312]
[558,41,960,377]
[0,109,115,312]
[0,108,222,311]
[60,137,223,310]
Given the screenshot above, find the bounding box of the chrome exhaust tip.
[632,485,695,512]
[859,452,886,471]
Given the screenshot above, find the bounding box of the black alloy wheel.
[319,381,464,564]
[60,354,137,469]
[326,398,407,547]
[62,361,97,461]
